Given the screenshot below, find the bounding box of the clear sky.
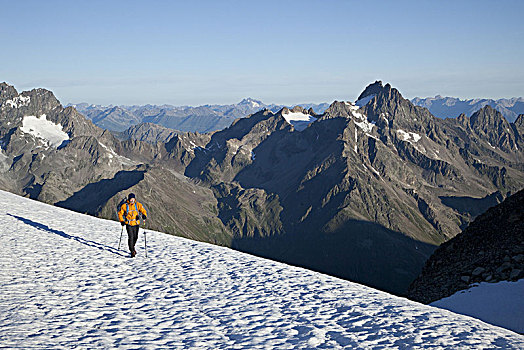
[1,0,523,105]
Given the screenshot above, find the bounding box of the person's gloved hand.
[120,221,125,226]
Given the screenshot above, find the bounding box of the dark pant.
[126,225,139,252]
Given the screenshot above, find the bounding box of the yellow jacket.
[118,201,147,226]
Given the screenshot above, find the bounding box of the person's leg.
[127,225,136,255]
[126,225,133,254]
[132,225,139,253]
[128,225,139,256]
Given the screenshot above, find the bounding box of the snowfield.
[282,111,315,123]
[20,114,69,148]
[431,279,524,334]
[0,190,522,349]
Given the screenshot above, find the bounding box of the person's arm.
[117,204,126,225]
[139,203,147,220]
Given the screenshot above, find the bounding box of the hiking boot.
[131,250,136,257]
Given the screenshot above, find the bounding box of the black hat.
[128,193,136,200]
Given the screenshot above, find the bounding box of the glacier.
[0,189,522,349]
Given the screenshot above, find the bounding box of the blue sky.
[1,0,523,105]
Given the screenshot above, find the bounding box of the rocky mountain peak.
[25,88,62,110]
[468,105,518,152]
[357,81,428,130]
[374,82,402,103]
[456,113,470,128]
[291,105,306,113]
[322,101,354,117]
[470,105,507,128]
[515,114,524,135]
[239,98,263,108]
[357,80,384,100]
[280,107,290,114]
[119,122,179,144]
[357,81,405,109]
[0,82,19,102]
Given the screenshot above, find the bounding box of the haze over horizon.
[1,0,523,106]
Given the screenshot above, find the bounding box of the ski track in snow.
[0,190,522,349]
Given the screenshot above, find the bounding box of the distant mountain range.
[70,95,523,136]
[2,80,524,295]
[411,96,524,122]
[69,99,330,133]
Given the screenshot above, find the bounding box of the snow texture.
[397,129,422,143]
[20,114,69,148]
[354,128,358,153]
[355,94,376,107]
[431,279,524,334]
[99,143,117,159]
[354,119,375,134]
[347,102,375,135]
[282,111,315,123]
[0,190,523,349]
[4,95,30,108]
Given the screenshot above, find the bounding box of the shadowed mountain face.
[231,218,436,295]
[0,83,232,246]
[1,81,523,295]
[408,189,524,304]
[55,170,146,215]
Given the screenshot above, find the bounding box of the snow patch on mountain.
[3,95,30,108]
[354,128,358,152]
[355,119,376,134]
[346,102,376,135]
[20,114,69,148]
[431,279,524,334]
[99,142,119,160]
[369,165,380,175]
[397,129,422,143]
[282,110,316,131]
[282,111,315,123]
[1,190,523,348]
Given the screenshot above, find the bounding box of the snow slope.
[0,190,522,349]
[20,114,69,148]
[431,280,524,334]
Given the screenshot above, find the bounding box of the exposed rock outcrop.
[408,189,524,304]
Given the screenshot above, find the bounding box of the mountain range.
[70,99,330,133]
[411,96,524,123]
[71,95,522,136]
[1,80,523,295]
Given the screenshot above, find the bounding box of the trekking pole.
[144,230,148,258]
[143,220,148,258]
[117,225,124,250]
